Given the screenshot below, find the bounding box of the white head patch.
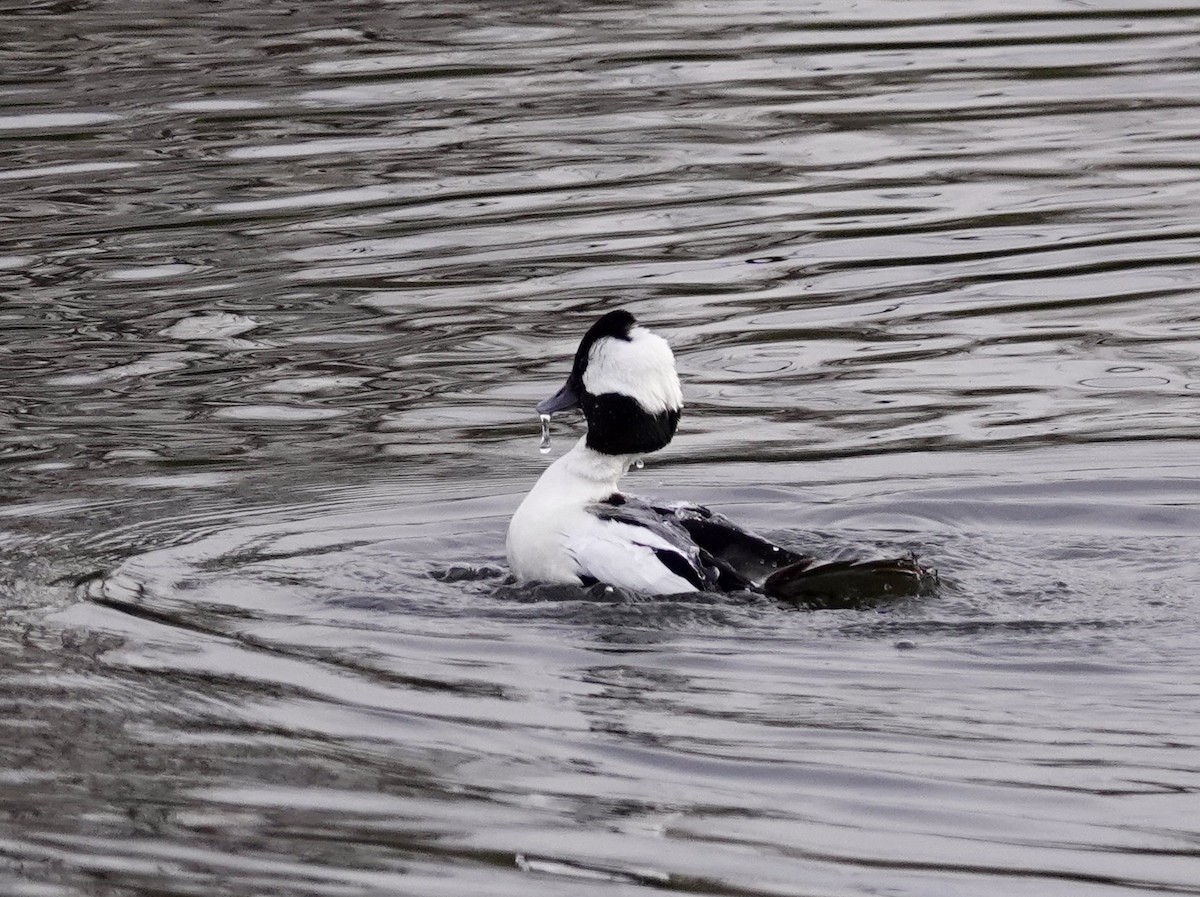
[581,326,683,414]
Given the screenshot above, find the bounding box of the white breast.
[506,438,697,594]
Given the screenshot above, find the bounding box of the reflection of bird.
[507,310,934,605]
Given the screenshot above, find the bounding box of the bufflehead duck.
[507,309,933,604]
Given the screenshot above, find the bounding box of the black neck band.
[582,393,680,455]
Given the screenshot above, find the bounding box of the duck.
[506,309,934,605]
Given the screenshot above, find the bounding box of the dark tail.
[764,555,937,608]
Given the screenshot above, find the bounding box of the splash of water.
[539,414,552,454]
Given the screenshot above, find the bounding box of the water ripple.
[3,2,1200,895]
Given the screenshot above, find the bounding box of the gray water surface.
[3,1,1200,895]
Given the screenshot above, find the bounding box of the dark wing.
[661,502,939,605]
[660,501,811,589]
[590,494,938,604]
[592,495,810,592]
[588,495,717,590]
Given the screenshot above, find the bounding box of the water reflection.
[3,0,1200,894]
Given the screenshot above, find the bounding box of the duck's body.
[507,438,704,594]
[507,309,933,604]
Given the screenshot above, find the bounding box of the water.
[3,1,1200,894]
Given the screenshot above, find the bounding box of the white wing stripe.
[567,519,698,594]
